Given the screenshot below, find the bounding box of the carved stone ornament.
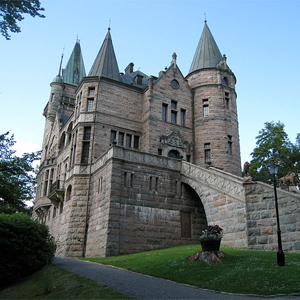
[160,132,185,148]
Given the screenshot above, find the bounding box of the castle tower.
[186,21,241,176]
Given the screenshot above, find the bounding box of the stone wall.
[245,181,300,251]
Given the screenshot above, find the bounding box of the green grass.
[0,265,132,299]
[81,245,300,296]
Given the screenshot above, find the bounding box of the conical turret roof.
[189,21,223,73]
[88,28,121,81]
[63,40,86,85]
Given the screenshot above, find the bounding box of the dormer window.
[134,74,143,85]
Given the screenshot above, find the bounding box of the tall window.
[204,143,211,164]
[203,99,209,117]
[228,135,232,155]
[171,100,177,124]
[225,92,230,109]
[118,132,124,146]
[126,134,132,148]
[180,109,186,126]
[162,103,168,121]
[133,136,139,149]
[81,127,91,164]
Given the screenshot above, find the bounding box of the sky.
[1,0,299,167]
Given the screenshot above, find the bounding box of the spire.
[88,28,121,81]
[63,40,86,86]
[189,21,223,73]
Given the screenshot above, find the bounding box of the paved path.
[53,257,299,300]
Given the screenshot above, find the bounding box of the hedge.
[0,213,56,287]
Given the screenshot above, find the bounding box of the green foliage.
[0,0,45,40]
[250,121,300,183]
[0,213,56,288]
[0,265,133,299]
[0,132,40,214]
[82,245,300,295]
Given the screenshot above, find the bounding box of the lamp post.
[267,158,285,266]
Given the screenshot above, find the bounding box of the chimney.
[125,62,134,74]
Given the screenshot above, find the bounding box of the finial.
[108,19,111,31]
[204,13,207,23]
[76,34,80,44]
[57,47,64,77]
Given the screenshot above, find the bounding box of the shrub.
[0,213,56,287]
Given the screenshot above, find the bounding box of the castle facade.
[33,22,245,257]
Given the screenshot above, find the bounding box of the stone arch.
[180,181,208,238]
[180,175,212,224]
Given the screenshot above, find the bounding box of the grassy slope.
[82,245,300,296]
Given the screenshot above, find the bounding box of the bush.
[0,213,56,287]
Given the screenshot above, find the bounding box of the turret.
[186,21,241,176]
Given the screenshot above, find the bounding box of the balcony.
[47,180,65,206]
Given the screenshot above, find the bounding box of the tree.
[249,121,294,183]
[0,0,45,40]
[0,132,40,214]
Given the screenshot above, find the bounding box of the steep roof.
[189,21,223,73]
[63,40,86,85]
[88,28,121,81]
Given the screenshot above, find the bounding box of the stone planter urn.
[200,237,221,252]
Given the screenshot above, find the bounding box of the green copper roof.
[189,21,223,73]
[88,28,121,81]
[63,40,86,85]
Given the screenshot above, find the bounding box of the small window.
[171,100,177,110]
[158,148,162,155]
[162,103,168,121]
[222,77,228,86]
[83,127,91,140]
[88,87,95,97]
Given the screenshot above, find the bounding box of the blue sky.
[1,0,299,167]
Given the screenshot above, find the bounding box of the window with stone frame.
[133,135,139,149]
[126,134,132,148]
[110,130,117,144]
[171,100,177,124]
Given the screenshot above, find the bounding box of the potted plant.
[200,225,223,251]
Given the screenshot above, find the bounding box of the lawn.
[81,245,300,296]
[0,264,132,299]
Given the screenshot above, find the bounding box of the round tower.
[186,22,241,176]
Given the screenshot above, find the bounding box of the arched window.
[168,150,180,159]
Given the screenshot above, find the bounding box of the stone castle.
[33,22,300,257]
